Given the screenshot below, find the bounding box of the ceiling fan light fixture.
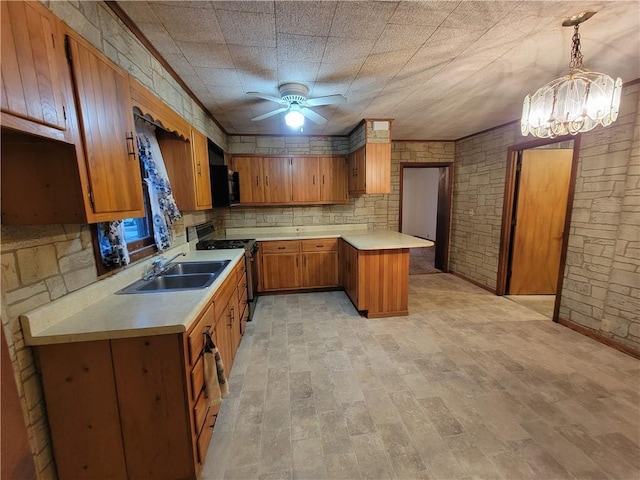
[521,11,622,138]
[285,109,304,128]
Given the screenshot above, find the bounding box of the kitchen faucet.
[144,252,187,280]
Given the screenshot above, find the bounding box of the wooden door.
[344,244,359,306]
[262,253,300,290]
[233,156,264,203]
[320,156,348,202]
[264,157,292,203]
[1,1,68,134]
[191,129,212,209]
[66,34,144,217]
[302,251,339,287]
[292,157,320,202]
[509,149,573,294]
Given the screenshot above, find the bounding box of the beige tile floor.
[505,295,556,319]
[202,274,640,480]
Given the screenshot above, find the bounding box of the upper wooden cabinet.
[348,143,391,195]
[1,1,72,142]
[130,79,212,212]
[66,33,144,218]
[230,155,347,206]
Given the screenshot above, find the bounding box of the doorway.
[399,163,452,274]
[497,136,580,321]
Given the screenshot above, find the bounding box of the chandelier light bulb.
[521,11,622,138]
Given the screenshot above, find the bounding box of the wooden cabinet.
[66,32,145,219]
[37,259,247,480]
[233,155,265,203]
[1,1,72,142]
[339,239,409,318]
[292,156,319,202]
[191,129,213,210]
[130,79,212,212]
[320,156,348,202]
[348,143,391,195]
[263,157,292,203]
[259,239,339,292]
[342,241,359,306]
[231,155,347,205]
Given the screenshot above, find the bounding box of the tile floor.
[202,274,640,480]
[505,295,556,319]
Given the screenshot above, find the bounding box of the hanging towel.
[203,330,229,406]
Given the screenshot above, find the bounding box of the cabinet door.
[263,157,292,203]
[213,317,233,377]
[320,156,348,202]
[66,34,144,217]
[1,1,69,136]
[229,287,241,356]
[192,129,212,209]
[348,148,366,194]
[292,157,319,202]
[365,143,391,194]
[345,244,359,306]
[262,253,300,290]
[233,156,264,203]
[302,251,339,288]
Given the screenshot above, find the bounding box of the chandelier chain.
[569,24,584,71]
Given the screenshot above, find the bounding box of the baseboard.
[448,270,496,294]
[557,317,640,360]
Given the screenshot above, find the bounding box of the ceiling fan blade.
[305,94,347,107]
[246,91,287,105]
[251,107,289,122]
[300,108,327,125]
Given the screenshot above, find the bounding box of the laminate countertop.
[224,228,434,250]
[21,249,244,346]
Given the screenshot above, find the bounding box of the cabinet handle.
[312,175,316,185]
[278,246,285,250]
[256,175,259,186]
[197,161,202,176]
[265,175,269,187]
[322,174,325,185]
[296,257,298,267]
[316,244,324,248]
[126,132,136,160]
[228,307,234,327]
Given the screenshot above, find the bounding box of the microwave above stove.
[209,165,240,207]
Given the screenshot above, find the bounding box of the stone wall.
[559,83,640,350]
[450,123,520,288]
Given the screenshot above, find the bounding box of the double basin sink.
[118,260,231,294]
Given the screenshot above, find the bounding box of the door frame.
[496,134,581,321]
[399,162,453,272]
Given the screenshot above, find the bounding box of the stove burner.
[196,238,257,252]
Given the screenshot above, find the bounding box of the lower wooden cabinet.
[37,259,247,480]
[259,239,339,292]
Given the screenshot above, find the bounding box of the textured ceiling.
[117,1,640,140]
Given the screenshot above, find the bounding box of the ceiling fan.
[247,83,346,126]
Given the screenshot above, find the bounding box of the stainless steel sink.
[163,260,230,276]
[117,260,231,294]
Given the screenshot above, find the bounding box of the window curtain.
[97,220,130,267]
[135,118,181,251]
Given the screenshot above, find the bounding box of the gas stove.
[196,238,257,255]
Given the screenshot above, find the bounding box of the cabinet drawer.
[237,272,247,300]
[301,238,338,252]
[187,301,214,366]
[190,355,205,400]
[193,390,208,436]
[260,240,300,254]
[196,408,217,464]
[234,257,246,282]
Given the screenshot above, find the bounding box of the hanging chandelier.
[521,11,622,138]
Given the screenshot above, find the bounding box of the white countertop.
[21,249,244,346]
[224,226,433,250]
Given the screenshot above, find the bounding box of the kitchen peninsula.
[225,225,434,318]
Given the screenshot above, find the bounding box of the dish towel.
[203,331,229,406]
